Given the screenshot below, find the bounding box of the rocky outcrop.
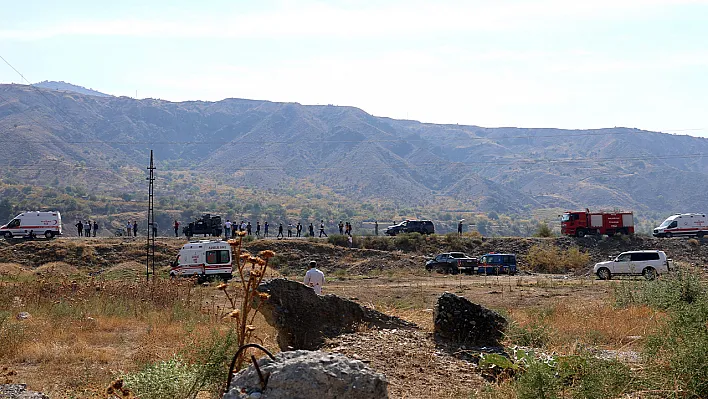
[434,292,507,347]
[255,279,416,350]
[0,384,49,399]
[223,350,388,399]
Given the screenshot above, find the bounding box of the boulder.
[223,350,388,399]
[255,279,415,350]
[0,384,49,399]
[434,292,507,347]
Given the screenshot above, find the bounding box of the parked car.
[593,250,672,280]
[425,252,478,274]
[476,253,517,275]
[385,220,435,236]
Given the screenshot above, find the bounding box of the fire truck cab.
[170,239,233,281]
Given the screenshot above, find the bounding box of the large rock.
[223,350,388,399]
[0,384,49,399]
[255,279,416,350]
[434,292,507,347]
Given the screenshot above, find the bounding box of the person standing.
[287,223,293,238]
[152,222,158,237]
[126,221,132,237]
[303,261,325,295]
[348,235,353,249]
[338,221,344,235]
[296,222,302,237]
[75,220,83,237]
[264,221,269,238]
[309,223,315,237]
[93,221,98,237]
[241,221,246,233]
[458,220,463,236]
[247,222,252,236]
[375,221,379,236]
[277,223,284,239]
[224,220,232,239]
[133,221,138,237]
[319,220,327,237]
[174,220,180,237]
[85,220,91,237]
[256,221,261,238]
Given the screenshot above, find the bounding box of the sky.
[0,0,707,137]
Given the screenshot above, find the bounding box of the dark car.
[385,220,435,236]
[426,252,478,274]
[476,253,517,275]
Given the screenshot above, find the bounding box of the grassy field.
[0,238,706,398]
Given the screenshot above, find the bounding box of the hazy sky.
[1,0,707,136]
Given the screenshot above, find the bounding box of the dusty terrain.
[0,236,705,398]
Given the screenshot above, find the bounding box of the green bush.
[393,233,423,252]
[534,223,554,238]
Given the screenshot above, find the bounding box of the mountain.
[1,82,707,214]
[32,81,110,97]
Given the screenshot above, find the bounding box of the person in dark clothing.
[133,221,138,237]
[309,223,315,237]
[458,221,463,236]
[338,221,344,235]
[75,221,83,237]
[346,222,352,236]
[296,222,302,237]
[264,222,269,238]
[93,221,98,237]
[174,220,180,237]
[319,220,327,237]
[375,221,379,236]
[256,222,261,238]
[277,223,284,239]
[246,222,252,236]
[152,222,158,237]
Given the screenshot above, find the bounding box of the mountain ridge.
[1,83,706,214]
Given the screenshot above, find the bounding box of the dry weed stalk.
[221,233,274,370]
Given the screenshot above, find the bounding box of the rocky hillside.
[1,83,707,213]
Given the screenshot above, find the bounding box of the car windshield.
[561,214,570,222]
[450,253,465,258]
[659,218,673,228]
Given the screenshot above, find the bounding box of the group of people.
[337,221,354,236]
[222,219,332,239]
[125,221,138,237]
[75,220,98,237]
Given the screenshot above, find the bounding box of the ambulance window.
[206,250,230,264]
[669,221,678,228]
[7,219,20,228]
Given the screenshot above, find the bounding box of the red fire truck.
[561,209,634,237]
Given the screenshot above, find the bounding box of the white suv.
[594,250,672,280]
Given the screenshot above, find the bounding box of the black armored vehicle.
[183,214,223,237]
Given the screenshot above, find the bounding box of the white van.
[594,250,673,280]
[653,213,707,238]
[0,211,63,239]
[170,239,233,280]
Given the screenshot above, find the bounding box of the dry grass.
[0,263,29,277]
[34,262,81,276]
[0,277,278,398]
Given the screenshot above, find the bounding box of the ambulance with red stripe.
[653,213,707,238]
[0,211,62,239]
[170,239,233,281]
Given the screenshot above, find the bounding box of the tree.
[0,199,13,222]
[535,223,554,238]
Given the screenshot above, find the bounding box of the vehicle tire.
[577,230,586,238]
[4,232,11,239]
[44,231,54,239]
[450,266,460,275]
[697,232,705,238]
[643,267,657,281]
[666,232,673,238]
[597,267,611,280]
[607,231,615,237]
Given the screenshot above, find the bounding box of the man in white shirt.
[224,220,232,238]
[303,261,325,295]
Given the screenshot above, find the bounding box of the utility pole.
[146,150,156,281]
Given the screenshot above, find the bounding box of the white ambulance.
[170,239,233,280]
[0,211,63,239]
[653,213,707,238]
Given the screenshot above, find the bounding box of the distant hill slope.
[1,83,707,214]
[32,81,110,97]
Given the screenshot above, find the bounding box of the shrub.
[393,233,424,252]
[123,356,198,399]
[688,238,700,247]
[534,223,554,238]
[525,244,590,273]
